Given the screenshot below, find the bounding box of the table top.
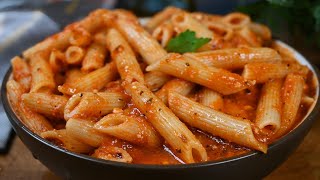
[0,118,319,180]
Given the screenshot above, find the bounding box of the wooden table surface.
[0,118,320,180]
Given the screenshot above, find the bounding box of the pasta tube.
[155,78,195,105]
[222,12,251,29]
[168,92,267,153]
[69,27,91,47]
[41,129,93,153]
[171,11,213,38]
[274,73,305,138]
[29,52,55,93]
[184,47,282,69]
[92,146,133,163]
[64,92,129,120]
[255,79,283,132]
[11,56,31,92]
[144,71,171,91]
[81,42,107,72]
[197,88,224,111]
[147,53,252,95]
[106,28,144,83]
[242,62,289,83]
[64,68,85,84]
[94,113,161,148]
[249,23,272,41]
[66,118,108,147]
[65,46,85,65]
[145,6,182,32]
[93,30,108,46]
[58,62,117,95]
[22,93,68,120]
[152,21,174,47]
[7,80,53,135]
[49,49,67,73]
[124,81,207,163]
[111,11,167,65]
[171,11,215,51]
[243,62,310,83]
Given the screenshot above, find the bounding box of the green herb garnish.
[166,30,211,53]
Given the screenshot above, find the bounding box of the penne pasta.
[64,68,85,85]
[64,92,129,120]
[171,11,213,39]
[144,71,172,91]
[170,11,215,51]
[58,62,117,95]
[69,27,91,47]
[274,73,305,138]
[197,88,224,111]
[11,56,31,92]
[222,12,251,29]
[184,47,282,69]
[81,42,107,72]
[110,11,167,65]
[236,26,262,47]
[302,95,315,106]
[249,23,272,42]
[49,49,67,73]
[23,30,72,59]
[145,6,182,32]
[271,41,297,62]
[65,46,85,65]
[29,51,55,93]
[168,92,267,153]
[243,61,309,83]
[255,79,283,132]
[94,113,161,148]
[191,12,223,23]
[92,146,133,163]
[242,62,290,83]
[110,11,171,92]
[124,81,207,163]
[106,28,144,83]
[6,80,53,135]
[155,78,195,105]
[41,129,93,153]
[201,20,233,40]
[22,93,68,120]
[147,53,253,95]
[152,20,174,47]
[94,29,108,46]
[66,118,108,147]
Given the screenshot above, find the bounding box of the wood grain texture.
[0,117,319,180]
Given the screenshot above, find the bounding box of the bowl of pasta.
[2,7,320,180]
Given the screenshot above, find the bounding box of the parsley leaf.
[166,30,211,53]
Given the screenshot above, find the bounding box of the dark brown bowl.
[2,44,320,180]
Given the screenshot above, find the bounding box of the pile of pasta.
[6,7,316,164]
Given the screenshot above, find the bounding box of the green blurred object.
[115,0,195,16]
[237,0,320,67]
[237,0,320,48]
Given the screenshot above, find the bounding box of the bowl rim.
[2,41,320,170]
